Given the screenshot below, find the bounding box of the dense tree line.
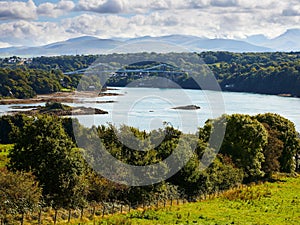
[0,68,63,98]
[0,112,299,223]
[0,67,99,98]
[2,52,300,98]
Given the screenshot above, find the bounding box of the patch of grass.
[60,88,73,92]
[0,144,13,168]
[93,175,300,225]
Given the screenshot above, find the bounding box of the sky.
[0,0,300,47]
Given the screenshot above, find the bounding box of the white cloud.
[37,0,75,17]
[0,0,37,20]
[0,0,75,20]
[0,41,11,48]
[0,0,300,46]
[0,20,70,46]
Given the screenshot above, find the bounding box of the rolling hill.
[1,29,300,56]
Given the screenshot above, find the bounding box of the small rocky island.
[171,105,201,110]
[11,102,108,116]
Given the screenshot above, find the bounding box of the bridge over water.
[63,63,189,76]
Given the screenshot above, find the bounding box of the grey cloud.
[97,0,124,13]
[282,8,300,17]
[0,0,37,20]
[77,0,124,14]
[188,0,210,9]
[211,0,239,7]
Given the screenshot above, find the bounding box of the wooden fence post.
[20,212,24,225]
[68,209,71,223]
[54,209,58,225]
[112,202,114,214]
[38,208,42,225]
[102,206,105,218]
[92,205,96,219]
[80,208,84,220]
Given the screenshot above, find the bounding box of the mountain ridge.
[1,29,300,57]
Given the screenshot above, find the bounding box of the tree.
[218,114,268,181]
[8,115,87,209]
[255,113,300,173]
[199,155,244,194]
[0,114,29,144]
[259,123,283,177]
[0,168,42,225]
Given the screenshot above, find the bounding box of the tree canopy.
[8,115,87,209]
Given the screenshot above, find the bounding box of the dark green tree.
[218,114,268,181]
[255,113,300,173]
[8,115,87,209]
[259,123,283,177]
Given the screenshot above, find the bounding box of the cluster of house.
[4,56,33,65]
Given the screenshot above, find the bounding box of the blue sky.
[0,0,299,47]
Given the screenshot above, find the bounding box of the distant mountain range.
[1,29,300,57]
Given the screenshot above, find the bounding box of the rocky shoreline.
[172,105,201,110]
[10,102,108,116]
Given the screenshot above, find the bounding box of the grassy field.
[0,144,13,168]
[81,175,300,225]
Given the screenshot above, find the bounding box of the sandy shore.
[0,91,121,105]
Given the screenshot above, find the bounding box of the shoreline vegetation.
[10,102,108,116]
[2,52,300,101]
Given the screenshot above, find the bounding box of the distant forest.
[1,51,300,98]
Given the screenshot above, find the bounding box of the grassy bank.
[84,175,300,225]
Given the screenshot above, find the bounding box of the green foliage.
[8,115,87,209]
[2,52,300,97]
[260,122,284,177]
[0,114,77,144]
[0,168,42,221]
[211,114,268,181]
[0,144,13,168]
[0,114,30,144]
[0,112,298,216]
[255,113,300,173]
[0,68,63,99]
[203,155,244,193]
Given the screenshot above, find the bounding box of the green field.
[87,175,300,225]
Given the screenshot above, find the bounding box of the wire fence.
[0,193,224,225]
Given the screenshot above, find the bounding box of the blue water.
[1,87,300,133]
